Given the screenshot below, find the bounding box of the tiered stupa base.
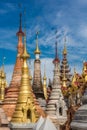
[9,122,35,130]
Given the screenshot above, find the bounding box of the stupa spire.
[11,16,39,123]
[53,31,60,64]
[43,64,47,100]
[63,36,67,55]
[60,35,71,88]
[16,13,24,36]
[34,32,41,59]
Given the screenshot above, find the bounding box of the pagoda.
[60,37,71,87]
[46,41,67,128]
[32,32,45,108]
[2,13,24,120]
[10,26,46,130]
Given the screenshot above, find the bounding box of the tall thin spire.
[53,31,60,63]
[43,64,47,100]
[55,30,58,59]
[55,42,58,59]
[19,13,22,31]
[16,13,24,36]
[34,31,41,54]
[63,36,67,55]
[22,9,30,59]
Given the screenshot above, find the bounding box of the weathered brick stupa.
[46,41,67,129]
[32,32,46,109]
[2,13,24,120]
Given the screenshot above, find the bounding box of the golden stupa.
[11,31,39,123]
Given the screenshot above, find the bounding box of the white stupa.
[39,116,57,130]
[46,42,67,127]
[33,116,44,130]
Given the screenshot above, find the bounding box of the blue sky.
[0,0,87,84]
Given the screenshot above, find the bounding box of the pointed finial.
[63,36,67,55]
[18,3,22,31]
[55,42,58,59]
[16,10,24,36]
[53,30,60,63]
[34,31,41,54]
[21,8,30,59]
[43,64,47,80]
[19,13,22,31]
[24,8,27,53]
[36,31,39,39]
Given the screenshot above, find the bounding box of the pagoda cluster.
[0,13,87,130]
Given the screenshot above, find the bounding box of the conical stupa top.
[21,24,30,59]
[16,13,24,36]
[63,36,67,55]
[34,32,41,54]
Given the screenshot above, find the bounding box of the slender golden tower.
[0,67,6,101]
[0,59,7,102]
[11,26,39,123]
[43,65,47,100]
